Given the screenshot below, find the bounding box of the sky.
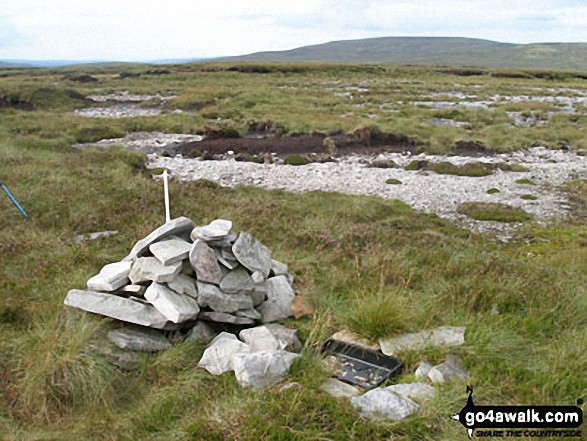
[1,0,587,61]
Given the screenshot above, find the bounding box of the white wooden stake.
[163,170,171,223]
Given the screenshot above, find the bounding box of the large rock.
[198,311,255,325]
[144,283,200,323]
[220,267,254,294]
[257,276,294,323]
[123,217,194,261]
[120,284,147,296]
[270,259,288,276]
[320,378,361,398]
[87,261,132,292]
[197,332,250,375]
[189,240,223,285]
[385,383,436,402]
[197,282,253,313]
[379,326,466,355]
[415,362,433,379]
[185,321,216,343]
[64,289,171,329]
[233,350,299,390]
[331,329,380,351]
[265,324,302,352]
[232,232,271,277]
[167,273,198,298]
[350,389,420,421]
[191,219,232,242]
[107,327,171,352]
[149,237,192,265]
[129,257,182,284]
[239,326,282,352]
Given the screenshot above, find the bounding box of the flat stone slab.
[64,289,171,329]
[197,281,253,313]
[379,326,466,355]
[320,378,361,398]
[198,311,256,325]
[190,240,223,285]
[385,383,436,402]
[87,261,132,292]
[270,259,288,276]
[220,267,254,294]
[120,284,147,296]
[191,219,232,241]
[350,388,420,421]
[233,350,299,390]
[235,308,262,320]
[331,329,380,351]
[129,257,182,284]
[428,353,468,384]
[144,282,200,323]
[232,232,271,278]
[107,327,171,352]
[124,217,194,261]
[149,237,192,265]
[167,273,198,298]
[257,275,294,323]
[198,332,250,375]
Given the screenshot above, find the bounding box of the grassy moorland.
[0,63,586,440]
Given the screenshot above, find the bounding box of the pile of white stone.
[64,217,295,331]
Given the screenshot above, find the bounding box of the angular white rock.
[220,267,254,294]
[190,219,233,241]
[233,350,299,390]
[320,378,361,398]
[415,362,433,379]
[167,273,198,298]
[123,217,194,261]
[198,311,255,325]
[232,231,271,277]
[428,353,468,384]
[239,326,283,352]
[257,275,294,323]
[129,257,182,284]
[197,332,250,375]
[385,383,436,402]
[270,259,288,276]
[265,324,302,352]
[107,327,171,352]
[144,282,200,323]
[120,284,147,296]
[149,238,192,265]
[197,281,253,313]
[350,389,420,421]
[87,261,132,292]
[379,326,466,355]
[64,289,171,329]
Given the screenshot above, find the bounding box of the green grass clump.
[487,188,500,194]
[368,159,397,169]
[404,160,428,171]
[432,161,494,177]
[386,178,402,185]
[284,154,309,166]
[457,202,530,222]
[521,194,538,200]
[516,178,535,185]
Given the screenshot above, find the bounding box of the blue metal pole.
[1,181,28,218]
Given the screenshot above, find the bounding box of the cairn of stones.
[64,217,295,332]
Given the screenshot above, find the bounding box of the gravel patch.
[74,131,203,152]
[148,147,587,239]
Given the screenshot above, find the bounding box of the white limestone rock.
[167,273,198,298]
[233,350,299,390]
[64,289,171,329]
[190,219,232,242]
[197,281,253,313]
[123,217,194,261]
[198,311,256,325]
[220,267,254,294]
[320,378,361,398]
[270,259,288,276]
[379,326,466,355]
[144,282,200,323]
[129,257,182,284]
[257,275,294,323]
[428,353,468,384]
[87,261,132,292]
[415,362,433,379]
[197,332,250,375]
[350,388,420,421]
[120,284,147,296]
[232,232,271,278]
[149,237,192,265]
[385,383,436,402]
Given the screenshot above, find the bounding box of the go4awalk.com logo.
[452,387,583,439]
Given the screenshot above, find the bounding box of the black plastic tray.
[320,338,403,388]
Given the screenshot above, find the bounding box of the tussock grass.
[457,202,531,222]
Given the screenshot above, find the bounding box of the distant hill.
[0,60,32,68]
[216,37,587,70]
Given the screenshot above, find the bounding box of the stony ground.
[148,147,587,239]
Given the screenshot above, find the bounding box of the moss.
[284,154,309,166]
[521,194,538,200]
[457,202,530,222]
[386,178,402,185]
[432,161,494,177]
[516,178,535,185]
[369,159,398,169]
[487,188,501,194]
[405,160,429,171]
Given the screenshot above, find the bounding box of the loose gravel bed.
[148,147,587,239]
